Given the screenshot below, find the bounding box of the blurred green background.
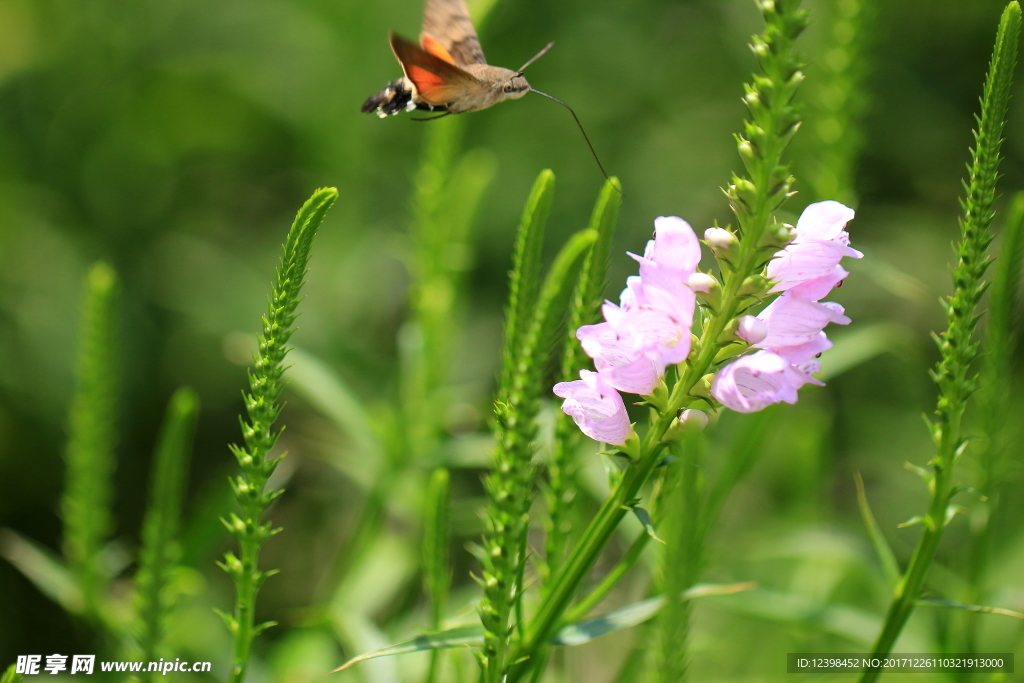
[1,0,1022,680]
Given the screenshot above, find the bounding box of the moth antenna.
[517,41,555,74]
[529,88,617,190]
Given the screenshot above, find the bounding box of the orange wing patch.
[420,33,456,65]
[405,65,463,104]
[390,33,475,107]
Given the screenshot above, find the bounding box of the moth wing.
[420,34,457,65]
[421,0,487,66]
[389,33,478,107]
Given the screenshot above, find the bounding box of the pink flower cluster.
[710,201,861,413]
[554,217,704,445]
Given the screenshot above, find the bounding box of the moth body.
[362,66,528,118]
[361,0,534,119]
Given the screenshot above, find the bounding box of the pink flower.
[766,201,862,293]
[754,293,850,349]
[711,346,826,414]
[614,217,701,366]
[576,322,663,395]
[637,216,702,276]
[553,370,633,445]
[711,352,798,413]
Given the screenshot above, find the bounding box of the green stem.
[858,5,1019,678]
[564,531,650,625]
[508,260,753,683]
[860,446,955,682]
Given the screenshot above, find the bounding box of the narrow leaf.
[500,170,555,396]
[551,582,756,646]
[226,187,338,683]
[986,191,1024,359]
[331,583,757,672]
[2,664,22,683]
[853,473,901,590]
[526,228,599,366]
[0,528,83,614]
[422,468,452,629]
[330,625,485,673]
[546,177,622,582]
[285,346,382,485]
[897,515,925,528]
[62,262,119,623]
[919,596,1024,618]
[630,506,665,544]
[818,322,917,381]
[135,387,200,664]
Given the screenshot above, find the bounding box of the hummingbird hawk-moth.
[362,0,612,181]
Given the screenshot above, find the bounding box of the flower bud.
[760,222,795,249]
[704,227,737,250]
[739,274,770,296]
[689,373,716,400]
[692,273,722,311]
[679,409,709,432]
[688,272,717,293]
[664,409,709,441]
[736,315,767,344]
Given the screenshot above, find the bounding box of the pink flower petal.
[576,323,663,395]
[711,351,799,413]
[756,294,850,348]
[553,370,632,445]
[795,200,856,242]
[648,216,702,275]
[787,266,850,301]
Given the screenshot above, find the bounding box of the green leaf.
[422,468,451,630]
[818,322,917,381]
[853,473,901,591]
[135,387,200,665]
[331,582,756,672]
[552,582,756,646]
[330,625,485,673]
[918,596,1024,619]
[2,663,23,683]
[707,588,899,649]
[226,187,338,683]
[943,504,969,526]
[897,515,925,529]
[526,227,599,369]
[0,528,83,615]
[285,346,382,486]
[62,262,119,624]
[500,170,555,397]
[629,506,665,544]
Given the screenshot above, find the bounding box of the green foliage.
[499,171,556,399]
[853,472,901,591]
[504,5,812,681]
[480,171,596,682]
[859,4,1021,679]
[403,121,496,455]
[545,178,622,584]
[807,0,874,205]
[422,467,452,683]
[330,582,754,673]
[134,387,200,669]
[62,262,119,626]
[218,187,338,683]
[1,664,21,683]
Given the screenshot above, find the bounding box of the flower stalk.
[859,4,1020,680]
[62,262,119,627]
[218,188,337,683]
[508,4,810,680]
